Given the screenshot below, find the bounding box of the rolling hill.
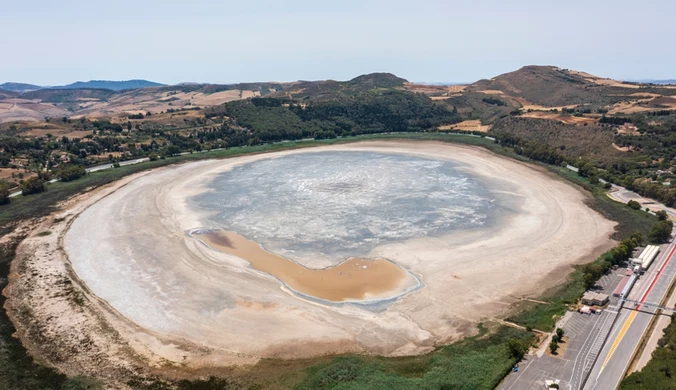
[58,79,165,91]
[0,82,43,93]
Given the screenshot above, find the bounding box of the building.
[592,293,609,306]
[582,292,609,306]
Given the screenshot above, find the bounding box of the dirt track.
[6,141,617,378]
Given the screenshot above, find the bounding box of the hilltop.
[0,82,42,93]
[58,79,165,91]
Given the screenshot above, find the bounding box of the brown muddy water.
[190,229,420,302]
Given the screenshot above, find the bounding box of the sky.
[1,0,675,85]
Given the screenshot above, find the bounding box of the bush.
[20,177,46,195]
[650,220,673,243]
[627,200,641,210]
[0,181,10,205]
[113,162,120,168]
[56,165,87,182]
[549,340,559,355]
[656,210,668,220]
[149,153,159,161]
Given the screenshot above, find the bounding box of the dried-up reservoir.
[62,141,616,363]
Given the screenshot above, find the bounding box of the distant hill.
[466,65,606,107]
[634,79,676,85]
[0,82,43,93]
[58,79,165,91]
[0,89,20,99]
[271,72,408,101]
[347,73,407,88]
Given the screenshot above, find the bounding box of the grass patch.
[295,326,533,390]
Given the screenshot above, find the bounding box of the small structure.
[582,292,609,306]
[592,293,609,306]
[580,305,592,315]
[613,275,630,297]
[582,292,597,305]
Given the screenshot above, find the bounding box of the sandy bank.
[10,141,617,372]
[191,229,421,302]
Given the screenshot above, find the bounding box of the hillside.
[59,79,165,91]
[273,73,408,101]
[0,82,42,93]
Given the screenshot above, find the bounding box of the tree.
[506,338,528,361]
[0,181,10,205]
[650,220,673,244]
[556,328,565,340]
[627,200,642,210]
[56,165,87,182]
[20,177,46,195]
[549,340,559,355]
[656,210,668,221]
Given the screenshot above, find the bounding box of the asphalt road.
[500,270,626,390]
[608,186,676,220]
[583,240,676,390]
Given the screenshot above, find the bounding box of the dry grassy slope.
[0,74,409,123]
[491,116,625,163]
[467,66,612,107]
[466,65,676,109]
[270,73,408,101]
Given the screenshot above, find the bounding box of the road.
[583,240,676,390]
[499,270,626,390]
[608,185,676,220]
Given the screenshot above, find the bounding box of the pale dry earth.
[5,141,617,382]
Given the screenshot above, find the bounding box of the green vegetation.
[481,97,506,106]
[650,220,674,243]
[20,177,46,195]
[0,181,9,205]
[56,165,87,182]
[628,200,642,210]
[549,340,559,355]
[621,313,676,389]
[296,326,533,390]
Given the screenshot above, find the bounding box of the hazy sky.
[1,0,674,85]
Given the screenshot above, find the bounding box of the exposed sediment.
[190,229,421,303]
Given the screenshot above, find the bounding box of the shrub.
[627,200,641,210]
[56,165,87,182]
[549,340,559,355]
[0,181,10,205]
[20,177,46,195]
[650,220,673,243]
